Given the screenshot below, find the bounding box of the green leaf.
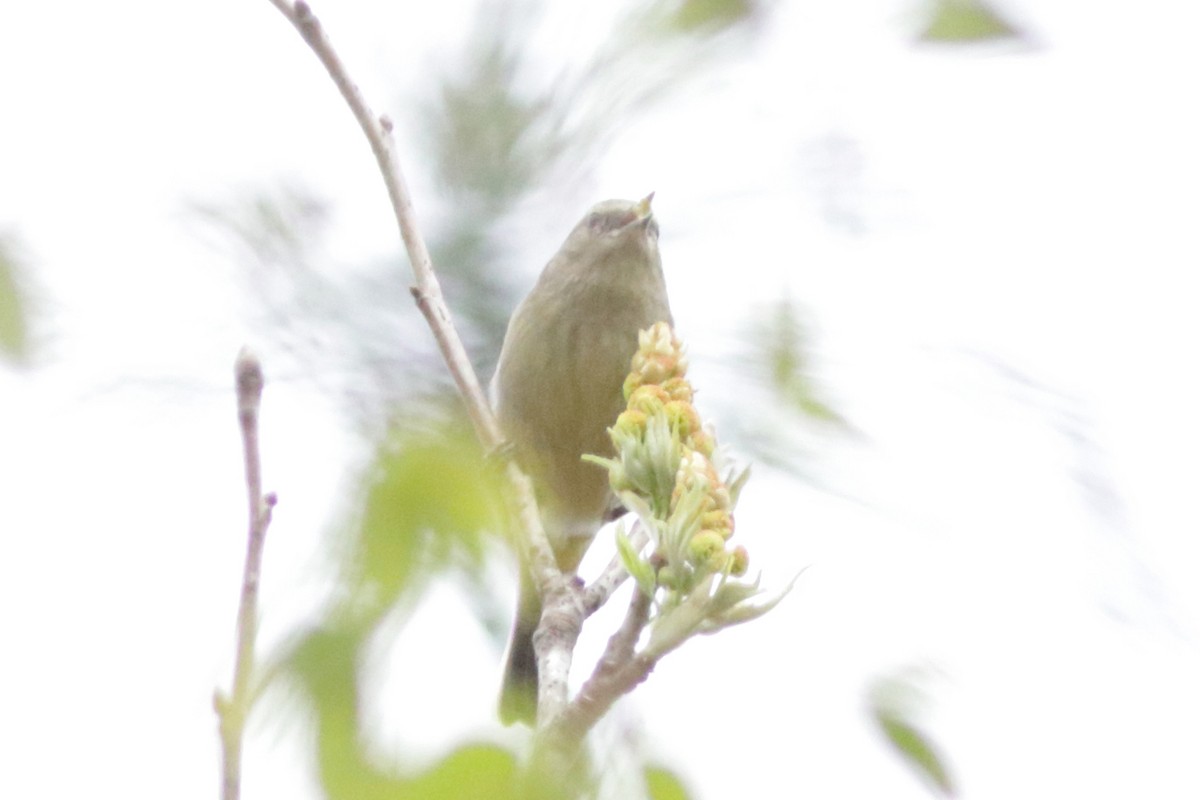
[725,462,751,507]
[617,491,660,547]
[645,574,716,656]
[671,0,757,33]
[645,764,693,800]
[749,297,848,429]
[352,423,501,609]
[869,670,956,797]
[0,234,33,365]
[283,629,524,800]
[919,0,1021,43]
[615,522,657,598]
[407,743,521,800]
[701,568,800,632]
[284,628,404,800]
[876,713,956,796]
[707,574,762,613]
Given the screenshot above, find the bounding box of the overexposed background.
[3,1,1199,798]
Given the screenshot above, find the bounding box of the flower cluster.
[590,322,749,599]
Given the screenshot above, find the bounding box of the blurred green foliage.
[721,296,851,474]
[754,297,845,427]
[287,627,525,800]
[671,0,756,32]
[186,183,441,429]
[918,0,1022,43]
[869,669,956,797]
[644,764,694,799]
[349,423,500,610]
[268,423,529,798]
[0,232,34,366]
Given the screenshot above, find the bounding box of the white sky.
[3,1,1200,798]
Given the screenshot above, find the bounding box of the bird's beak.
[634,192,655,225]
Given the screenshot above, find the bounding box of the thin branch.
[583,524,649,616]
[535,517,649,732]
[535,585,652,761]
[261,0,567,717]
[554,653,658,745]
[530,524,648,727]
[532,581,587,727]
[547,611,658,751]
[596,585,652,676]
[264,0,492,445]
[216,348,278,800]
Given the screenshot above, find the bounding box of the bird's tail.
[498,570,541,726]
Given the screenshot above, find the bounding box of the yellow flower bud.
[661,377,693,403]
[635,353,676,385]
[641,321,677,358]
[678,449,719,491]
[623,372,644,401]
[664,399,701,439]
[729,545,749,576]
[688,530,727,569]
[613,408,649,438]
[711,485,732,510]
[628,384,670,416]
[688,428,716,457]
[702,509,734,539]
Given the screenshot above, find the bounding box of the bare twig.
[596,585,652,677]
[583,524,649,616]
[263,0,493,445]
[532,581,586,726]
[216,348,277,800]
[545,587,656,749]
[529,522,649,727]
[261,0,568,721]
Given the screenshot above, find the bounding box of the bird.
[492,194,673,725]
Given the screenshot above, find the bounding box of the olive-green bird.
[493,194,672,725]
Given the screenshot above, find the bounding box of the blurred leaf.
[765,301,820,414]
[671,0,756,33]
[429,223,518,365]
[275,420,518,799]
[876,714,955,797]
[351,421,502,611]
[745,297,847,428]
[287,627,405,800]
[186,183,458,431]
[407,744,521,800]
[645,764,693,800]
[0,233,34,365]
[869,670,956,797]
[286,629,523,800]
[919,0,1021,43]
[187,183,330,271]
[431,21,564,210]
[576,0,770,151]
